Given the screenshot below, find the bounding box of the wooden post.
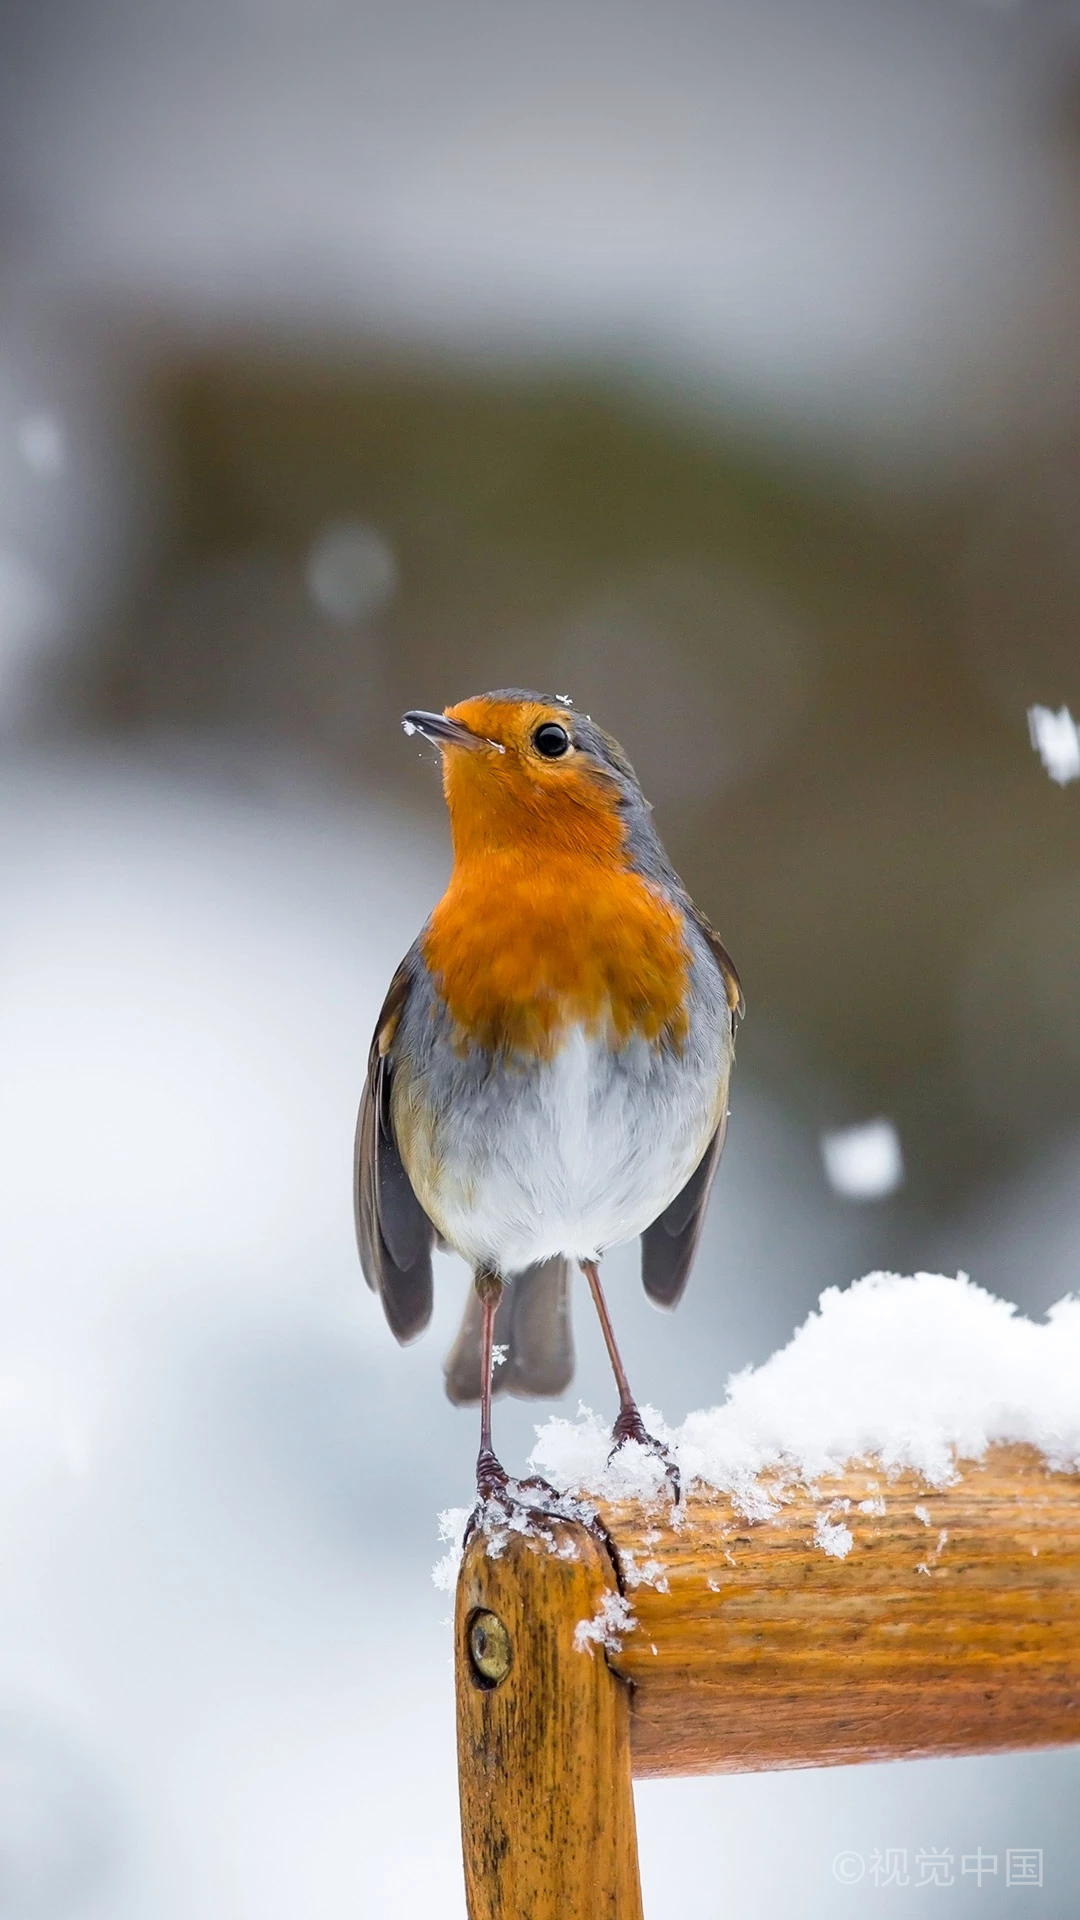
[454,1445,1080,1916]
[455,1516,644,1920]
[602,1443,1080,1776]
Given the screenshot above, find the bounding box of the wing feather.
[354,953,436,1344]
[641,1110,728,1310]
[688,903,744,1025]
[639,896,740,1308]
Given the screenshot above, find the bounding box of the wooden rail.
[454,1444,1080,1918]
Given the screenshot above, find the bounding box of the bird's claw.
[474,1446,511,1505]
[466,1449,618,1553]
[609,1404,681,1501]
[474,1447,559,1505]
[467,1448,565,1536]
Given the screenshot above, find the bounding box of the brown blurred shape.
[88,351,1080,1207]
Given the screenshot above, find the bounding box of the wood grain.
[455,1518,644,1920]
[590,1444,1080,1777]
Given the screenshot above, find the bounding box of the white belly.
[418,1023,723,1275]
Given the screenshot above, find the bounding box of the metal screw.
[468,1608,512,1685]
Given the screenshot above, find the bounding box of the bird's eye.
[533,722,570,759]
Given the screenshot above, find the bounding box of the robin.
[354,689,742,1500]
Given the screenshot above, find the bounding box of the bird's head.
[402,690,657,866]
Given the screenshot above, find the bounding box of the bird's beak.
[402,710,486,751]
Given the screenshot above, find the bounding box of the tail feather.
[443,1258,574,1406]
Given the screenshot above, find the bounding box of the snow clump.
[530,1272,1080,1513]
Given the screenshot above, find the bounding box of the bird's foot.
[474,1447,558,1507]
[467,1448,612,1548]
[474,1446,511,1505]
[468,1448,565,1532]
[609,1403,681,1502]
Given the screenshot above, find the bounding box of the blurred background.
[1,0,1079,1913]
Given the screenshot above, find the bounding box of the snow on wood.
[530,1272,1080,1526]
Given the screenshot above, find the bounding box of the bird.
[354,689,742,1501]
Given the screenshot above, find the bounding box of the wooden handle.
[455,1517,644,1920]
[451,1520,638,1912]
[454,1446,1080,1913]
[595,1444,1080,1777]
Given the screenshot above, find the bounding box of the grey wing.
[354,953,436,1344]
[686,902,744,1028]
[640,1110,728,1309]
[639,894,743,1307]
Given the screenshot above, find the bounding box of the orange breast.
[421,851,691,1058]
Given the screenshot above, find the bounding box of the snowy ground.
[1,743,1077,1918]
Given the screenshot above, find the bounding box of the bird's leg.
[472,1265,561,1514]
[580,1258,637,1426]
[581,1258,680,1497]
[474,1265,508,1500]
